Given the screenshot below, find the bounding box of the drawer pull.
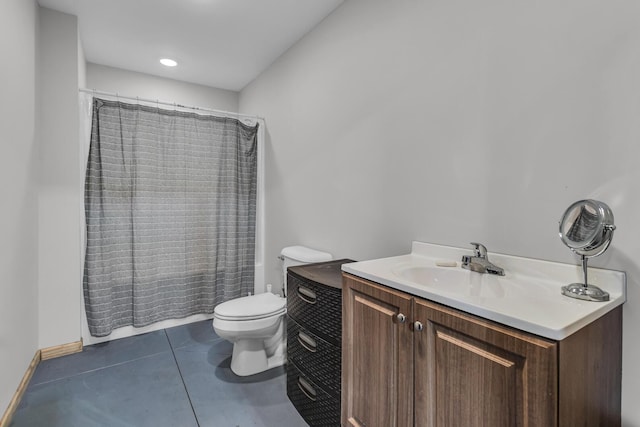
[297,331,318,352]
[297,376,317,402]
[297,286,317,304]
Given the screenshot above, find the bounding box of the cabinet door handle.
[297,286,317,304]
[297,331,317,353]
[297,376,317,402]
[396,313,406,323]
[348,416,366,427]
[414,321,424,332]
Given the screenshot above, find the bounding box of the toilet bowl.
[213,292,287,376]
[212,245,332,376]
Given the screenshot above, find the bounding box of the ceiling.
[38,0,344,92]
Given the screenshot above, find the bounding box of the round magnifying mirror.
[558,199,615,302]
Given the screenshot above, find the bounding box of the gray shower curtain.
[84,98,258,337]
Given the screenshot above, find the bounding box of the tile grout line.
[31,350,170,387]
[165,329,201,427]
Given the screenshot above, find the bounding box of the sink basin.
[392,265,506,298]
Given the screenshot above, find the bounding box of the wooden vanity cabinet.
[342,273,622,427]
[413,298,556,427]
[341,273,414,427]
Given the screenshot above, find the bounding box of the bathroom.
[2,0,640,425]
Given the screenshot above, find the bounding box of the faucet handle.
[470,242,487,258]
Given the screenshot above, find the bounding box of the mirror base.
[561,283,610,302]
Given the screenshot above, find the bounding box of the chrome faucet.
[461,242,505,276]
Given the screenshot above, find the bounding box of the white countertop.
[342,241,626,340]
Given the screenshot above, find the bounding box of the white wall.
[86,63,239,112]
[239,0,640,423]
[0,0,39,413]
[78,26,86,89]
[38,7,82,349]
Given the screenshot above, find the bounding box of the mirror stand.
[560,255,610,302]
[559,199,615,303]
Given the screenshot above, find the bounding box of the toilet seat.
[214,292,286,321]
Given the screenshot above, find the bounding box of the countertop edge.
[342,252,626,341]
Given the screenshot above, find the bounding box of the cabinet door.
[414,299,557,427]
[342,274,413,427]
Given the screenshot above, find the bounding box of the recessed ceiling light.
[160,58,178,67]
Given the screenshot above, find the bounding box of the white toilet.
[212,246,332,376]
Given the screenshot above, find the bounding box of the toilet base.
[230,338,286,376]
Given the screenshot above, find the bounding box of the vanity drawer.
[286,361,340,427]
[287,272,341,345]
[287,316,341,397]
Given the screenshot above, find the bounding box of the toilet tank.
[280,246,333,290]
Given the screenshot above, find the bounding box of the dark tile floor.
[11,320,308,427]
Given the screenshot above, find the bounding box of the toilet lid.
[214,292,286,321]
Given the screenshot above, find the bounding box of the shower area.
[79,92,265,345]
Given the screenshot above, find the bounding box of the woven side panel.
[287,316,341,397]
[287,273,342,345]
[287,362,340,427]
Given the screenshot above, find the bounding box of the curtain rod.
[79,88,263,121]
